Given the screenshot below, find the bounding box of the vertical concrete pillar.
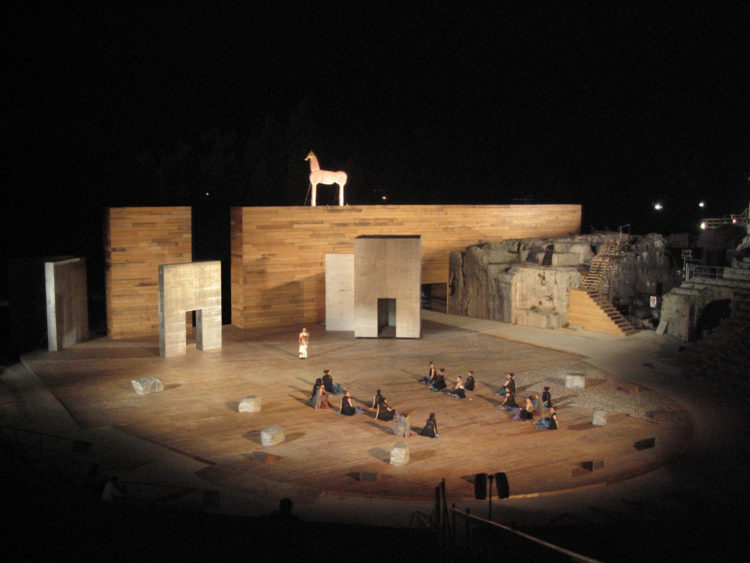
[45,257,89,351]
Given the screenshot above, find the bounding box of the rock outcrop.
[449,234,677,329]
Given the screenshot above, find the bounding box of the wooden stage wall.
[231,205,581,330]
[105,207,192,339]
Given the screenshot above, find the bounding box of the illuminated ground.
[20,315,691,508]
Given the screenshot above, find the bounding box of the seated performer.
[420,361,437,385]
[513,396,535,420]
[322,369,343,395]
[501,390,518,410]
[419,412,439,438]
[464,371,476,391]
[536,407,559,430]
[495,373,515,397]
[541,386,552,409]
[446,375,466,399]
[430,369,447,392]
[393,412,411,437]
[372,389,396,421]
[340,391,362,415]
[310,378,330,410]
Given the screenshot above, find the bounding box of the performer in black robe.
[419,412,439,438]
[420,362,437,385]
[372,389,396,421]
[464,371,475,391]
[340,391,360,415]
[431,369,447,391]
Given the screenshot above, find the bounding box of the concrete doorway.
[377,298,396,337]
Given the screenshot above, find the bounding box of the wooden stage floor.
[23,321,691,502]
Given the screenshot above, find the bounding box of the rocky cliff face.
[449,234,678,329]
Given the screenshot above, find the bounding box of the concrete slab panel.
[45,257,89,351]
[354,236,421,338]
[325,254,354,331]
[159,261,222,357]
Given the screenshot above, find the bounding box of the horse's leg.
[338,182,344,206]
[311,182,317,207]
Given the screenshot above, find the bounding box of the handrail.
[449,507,602,563]
[701,207,749,229]
[119,480,220,508]
[684,264,725,282]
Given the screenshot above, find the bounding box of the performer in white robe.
[298,327,309,359]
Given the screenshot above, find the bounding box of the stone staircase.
[578,239,638,336]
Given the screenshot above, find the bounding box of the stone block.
[238,396,262,413]
[592,408,607,426]
[565,374,586,389]
[390,442,410,465]
[132,377,164,395]
[260,426,285,446]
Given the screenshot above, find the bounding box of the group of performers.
[496,372,559,429]
[308,362,559,436]
[308,369,439,438]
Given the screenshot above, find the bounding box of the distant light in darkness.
[653,202,663,211]
[700,221,707,230]
[698,201,705,208]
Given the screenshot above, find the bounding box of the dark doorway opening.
[421,283,447,312]
[377,298,396,337]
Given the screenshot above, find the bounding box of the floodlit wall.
[354,236,421,338]
[158,261,221,357]
[325,253,354,331]
[231,205,581,330]
[45,257,89,351]
[105,207,192,339]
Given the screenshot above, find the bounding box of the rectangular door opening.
[377,298,396,337]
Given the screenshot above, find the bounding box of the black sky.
[5,3,750,267]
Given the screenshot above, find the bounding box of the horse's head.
[305,151,316,161]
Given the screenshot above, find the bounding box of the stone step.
[723,268,750,281]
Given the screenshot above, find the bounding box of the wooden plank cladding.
[568,289,626,336]
[232,205,581,330]
[106,207,192,339]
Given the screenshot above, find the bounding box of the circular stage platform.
[23,320,691,503]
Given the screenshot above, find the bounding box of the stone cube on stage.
[158,261,222,358]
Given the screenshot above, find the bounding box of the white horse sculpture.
[305,151,347,206]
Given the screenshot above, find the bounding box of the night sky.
[5,4,750,278]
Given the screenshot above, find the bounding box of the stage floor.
[23,321,691,502]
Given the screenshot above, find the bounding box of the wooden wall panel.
[105,207,192,339]
[232,205,581,329]
[568,289,624,336]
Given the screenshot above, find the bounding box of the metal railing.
[421,479,600,562]
[685,263,725,282]
[701,207,749,229]
[449,506,601,562]
[119,480,220,509]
